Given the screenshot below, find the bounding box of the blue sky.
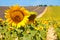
[0,0,60,6]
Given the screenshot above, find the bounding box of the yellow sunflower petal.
[12,22,17,27]
[17,16,29,28]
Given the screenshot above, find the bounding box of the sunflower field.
[0,5,60,40]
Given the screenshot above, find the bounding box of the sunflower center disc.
[11,11,24,23]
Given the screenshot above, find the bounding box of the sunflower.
[28,12,37,23]
[35,26,43,30]
[34,26,43,30]
[0,18,3,22]
[5,5,30,28]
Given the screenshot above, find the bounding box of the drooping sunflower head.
[28,12,37,23]
[5,5,30,28]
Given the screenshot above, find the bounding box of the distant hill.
[0,6,46,19]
